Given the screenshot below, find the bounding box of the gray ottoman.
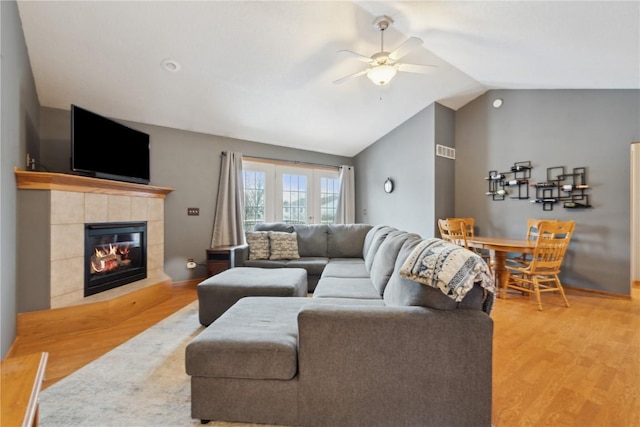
[197,267,307,326]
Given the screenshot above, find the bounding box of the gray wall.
[455,89,640,296]
[38,107,352,282]
[433,105,456,230]
[1,0,41,358]
[354,103,455,238]
[354,89,639,296]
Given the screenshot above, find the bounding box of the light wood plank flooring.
[8,282,640,426]
[491,285,640,426]
[8,281,199,389]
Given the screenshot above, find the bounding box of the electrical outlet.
[187,207,199,216]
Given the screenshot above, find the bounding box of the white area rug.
[39,301,274,427]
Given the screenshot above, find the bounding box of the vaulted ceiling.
[17,1,640,157]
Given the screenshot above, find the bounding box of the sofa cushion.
[292,224,328,257]
[369,231,417,295]
[313,277,381,299]
[364,226,396,272]
[244,259,287,268]
[321,261,368,278]
[363,224,387,256]
[383,237,459,310]
[196,267,307,326]
[245,231,270,260]
[254,222,295,233]
[186,297,302,380]
[326,258,365,264]
[327,224,372,258]
[186,296,385,381]
[285,257,329,276]
[268,231,300,260]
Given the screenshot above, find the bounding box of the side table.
[206,246,236,277]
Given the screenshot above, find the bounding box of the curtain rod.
[223,152,346,170]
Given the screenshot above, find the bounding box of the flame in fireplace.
[90,243,132,274]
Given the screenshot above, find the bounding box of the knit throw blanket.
[400,238,495,313]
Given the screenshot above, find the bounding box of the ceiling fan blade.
[397,63,438,74]
[333,69,368,85]
[337,50,374,63]
[388,37,424,61]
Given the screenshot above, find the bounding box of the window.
[243,169,267,231]
[318,174,340,224]
[242,160,339,230]
[281,172,307,225]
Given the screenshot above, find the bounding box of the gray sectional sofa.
[186,223,494,427]
[232,222,375,291]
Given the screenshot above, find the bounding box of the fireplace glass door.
[85,222,147,296]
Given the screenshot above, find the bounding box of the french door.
[242,160,339,230]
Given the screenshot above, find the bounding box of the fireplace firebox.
[84,222,147,297]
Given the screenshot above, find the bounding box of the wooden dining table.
[466,236,536,297]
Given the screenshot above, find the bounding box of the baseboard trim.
[15,278,173,341]
[634,280,640,289]
[563,284,632,300]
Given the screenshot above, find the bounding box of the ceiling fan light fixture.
[367,64,397,86]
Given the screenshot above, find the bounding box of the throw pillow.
[245,231,270,260]
[268,231,300,260]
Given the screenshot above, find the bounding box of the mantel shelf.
[14,168,174,198]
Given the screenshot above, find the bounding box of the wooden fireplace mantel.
[15,167,173,198]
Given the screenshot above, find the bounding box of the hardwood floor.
[491,285,640,426]
[8,281,199,389]
[7,281,640,426]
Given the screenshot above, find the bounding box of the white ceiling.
[17,1,640,157]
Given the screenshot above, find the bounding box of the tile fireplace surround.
[15,168,173,310]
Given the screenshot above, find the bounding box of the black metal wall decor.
[485,162,592,211]
[485,161,531,201]
[531,166,591,211]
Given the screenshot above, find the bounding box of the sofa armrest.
[229,244,249,267]
[297,305,493,427]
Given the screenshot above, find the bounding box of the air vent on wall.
[436,144,455,160]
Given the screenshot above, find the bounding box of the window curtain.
[335,165,355,224]
[211,151,245,247]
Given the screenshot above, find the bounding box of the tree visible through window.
[243,169,266,231]
[320,177,339,223]
[282,174,307,224]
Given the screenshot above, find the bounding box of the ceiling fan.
[334,15,436,86]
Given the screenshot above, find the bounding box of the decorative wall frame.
[485,161,531,201]
[531,166,591,211]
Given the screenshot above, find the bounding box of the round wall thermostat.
[384,178,394,193]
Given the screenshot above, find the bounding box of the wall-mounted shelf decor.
[485,161,531,201]
[530,166,592,211]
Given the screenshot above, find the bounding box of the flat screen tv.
[71,104,150,184]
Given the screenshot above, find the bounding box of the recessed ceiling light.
[492,98,503,108]
[161,59,181,72]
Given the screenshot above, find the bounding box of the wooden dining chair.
[438,218,469,249]
[505,220,575,310]
[448,217,476,237]
[507,218,558,267]
[445,217,492,268]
